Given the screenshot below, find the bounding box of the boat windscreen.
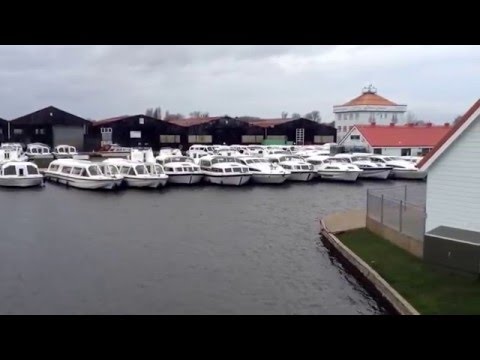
[135,165,148,175]
[88,165,102,176]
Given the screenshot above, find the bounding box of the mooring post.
[381,194,384,224]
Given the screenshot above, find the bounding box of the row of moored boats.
[0,143,427,189]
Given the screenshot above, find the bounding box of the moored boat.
[44,159,117,190]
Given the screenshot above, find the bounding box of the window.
[121,167,130,175]
[35,128,46,135]
[349,113,353,120]
[13,128,23,135]
[72,167,83,175]
[337,126,341,131]
[49,164,59,172]
[139,117,145,124]
[101,127,112,133]
[343,126,347,132]
[80,169,89,177]
[3,166,16,175]
[401,148,411,156]
[130,131,141,139]
[337,114,342,121]
[350,135,360,140]
[27,165,39,175]
[188,135,212,144]
[355,113,359,119]
[373,149,382,154]
[241,135,264,144]
[160,135,181,143]
[61,166,72,174]
[88,166,101,176]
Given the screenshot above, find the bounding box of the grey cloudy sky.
[1,45,479,122]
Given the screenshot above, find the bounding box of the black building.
[250,118,337,145]
[0,118,8,143]
[9,106,91,150]
[90,115,186,151]
[170,116,265,146]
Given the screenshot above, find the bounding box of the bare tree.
[453,115,463,124]
[201,112,209,118]
[145,108,154,117]
[190,111,202,118]
[406,111,417,124]
[291,113,302,119]
[281,111,289,119]
[152,107,162,120]
[304,111,321,122]
[164,112,184,121]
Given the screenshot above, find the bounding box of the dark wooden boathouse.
[245,118,337,145]
[0,118,9,143]
[168,116,266,146]
[9,106,92,150]
[90,115,186,151]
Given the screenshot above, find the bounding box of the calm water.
[0,179,425,314]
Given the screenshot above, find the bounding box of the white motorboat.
[44,159,117,190]
[236,156,290,184]
[25,143,53,160]
[102,158,168,188]
[156,154,203,185]
[334,154,391,180]
[266,154,316,182]
[94,144,133,158]
[52,145,79,159]
[305,155,362,182]
[199,155,251,186]
[0,161,44,188]
[187,145,215,156]
[368,155,427,180]
[97,162,125,187]
[0,143,28,161]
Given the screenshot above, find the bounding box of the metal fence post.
[381,194,384,224]
[399,200,403,232]
[404,185,407,205]
[366,190,370,217]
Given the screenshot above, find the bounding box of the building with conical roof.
[333,85,407,141]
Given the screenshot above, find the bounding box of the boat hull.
[45,173,116,190]
[251,173,288,184]
[204,174,251,186]
[166,173,204,185]
[391,169,427,180]
[358,168,391,180]
[317,170,360,182]
[124,177,166,188]
[287,171,316,182]
[0,176,44,188]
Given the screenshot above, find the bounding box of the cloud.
[0,45,478,122]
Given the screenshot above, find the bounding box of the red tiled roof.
[167,116,222,127]
[93,115,131,126]
[355,124,451,147]
[417,99,480,169]
[342,92,398,107]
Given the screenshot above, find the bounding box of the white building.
[333,85,407,142]
[419,99,480,233]
[339,123,451,156]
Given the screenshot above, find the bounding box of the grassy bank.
[338,228,480,315]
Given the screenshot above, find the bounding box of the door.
[53,126,85,150]
[295,128,305,145]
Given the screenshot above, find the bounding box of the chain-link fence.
[367,186,426,241]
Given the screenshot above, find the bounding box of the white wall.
[334,105,407,141]
[425,115,480,232]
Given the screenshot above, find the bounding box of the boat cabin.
[48,160,104,178]
[0,161,40,176]
[26,143,51,156]
[54,145,78,155]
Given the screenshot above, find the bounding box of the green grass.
[338,228,480,315]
